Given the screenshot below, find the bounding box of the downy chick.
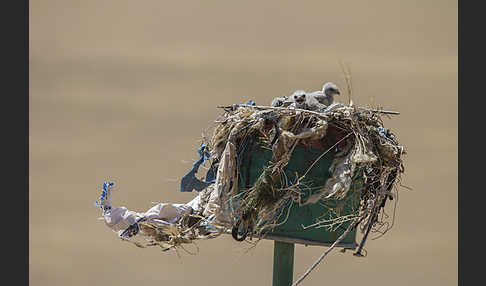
[288,90,327,112]
[308,82,341,107]
[271,96,288,107]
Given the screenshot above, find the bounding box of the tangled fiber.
[201,102,405,251]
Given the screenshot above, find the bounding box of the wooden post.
[273,241,295,286]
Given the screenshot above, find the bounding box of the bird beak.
[336,90,340,95]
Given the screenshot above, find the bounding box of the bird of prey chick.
[271,96,288,107]
[287,90,326,112]
[308,82,341,107]
[288,90,307,109]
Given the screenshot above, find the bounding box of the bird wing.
[308,91,328,105]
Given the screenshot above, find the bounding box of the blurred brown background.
[29,1,457,285]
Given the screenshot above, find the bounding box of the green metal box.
[237,140,361,249]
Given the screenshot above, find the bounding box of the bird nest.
[197,102,405,251]
[133,102,405,254]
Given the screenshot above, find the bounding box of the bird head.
[322,82,340,96]
[291,90,307,104]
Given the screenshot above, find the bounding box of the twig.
[217,104,400,116]
[217,104,331,119]
[358,107,400,115]
[291,219,359,286]
[339,60,353,106]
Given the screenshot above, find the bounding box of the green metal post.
[273,241,295,286]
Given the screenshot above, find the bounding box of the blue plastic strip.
[180,144,216,192]
[245,99,256,106]
[94,181,115,208]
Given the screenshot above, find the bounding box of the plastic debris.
[180,144,215,192]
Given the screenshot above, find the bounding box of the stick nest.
[132,102,406,253]
[202,102,406,247]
